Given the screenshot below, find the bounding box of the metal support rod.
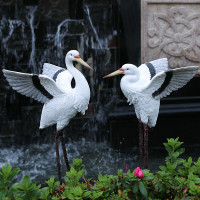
[55,131,61,182]
[144,124,148,169]
[60,131,70,171]
[138,119,143,168]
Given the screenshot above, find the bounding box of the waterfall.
[0,17,27,67]
[54,19,84,60]
[85,5,103,49]
[27,6,37,73]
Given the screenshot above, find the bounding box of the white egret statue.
[103,58,199,168]
[3,50,93,181]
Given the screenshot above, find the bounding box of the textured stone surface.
[141,0,200,68]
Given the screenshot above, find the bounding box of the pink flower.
[134,167,143,178]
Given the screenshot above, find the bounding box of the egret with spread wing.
[103,58,199,168]
[3,50,93,181]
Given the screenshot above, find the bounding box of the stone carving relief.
[147,7,200,68]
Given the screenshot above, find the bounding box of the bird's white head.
[66,50,80,62]
[65,50,93,70]
[103,64,139,78]
[121,64,138,75]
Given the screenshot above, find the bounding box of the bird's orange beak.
[103,68,124,78]
[74,56,93,71]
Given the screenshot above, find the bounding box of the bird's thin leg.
[55,131,61,182]
[59,131,70,171]
[144,124,149,169]
[138,119,143,168]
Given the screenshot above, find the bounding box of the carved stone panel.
[141,0,200,69]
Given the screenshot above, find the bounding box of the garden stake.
[139,119,143,167]
[144,124,148,169]
[55,131,61,182]
[60,131,70,171]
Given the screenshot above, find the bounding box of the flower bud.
[134,167,143,178]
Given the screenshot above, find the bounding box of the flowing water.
[0,136,137,183]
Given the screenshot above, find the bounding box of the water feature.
[27,6,37,73]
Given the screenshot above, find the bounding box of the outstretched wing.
[139,58,169,80]
[142,66,199,100]
[3,69,65,103]
[42,63,73,92]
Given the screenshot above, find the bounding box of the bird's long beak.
[74,56,93,71]
[103,68,124,78]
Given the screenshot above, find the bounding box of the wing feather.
[42,63,73,92]
[3,69,65,103]
[139,58,169,81]
[142,66,199,100]
[148,58,169,74]
[42,63,65,79]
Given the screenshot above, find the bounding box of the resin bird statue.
[3,50,93,181]
[103,58,199,169]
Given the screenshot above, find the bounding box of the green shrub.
[153,138,200,200]
[0,137,200,200]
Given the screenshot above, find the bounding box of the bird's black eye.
[127,68,129,70]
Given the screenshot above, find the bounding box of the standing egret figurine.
[103,58,199,168]
[3,50,93,181]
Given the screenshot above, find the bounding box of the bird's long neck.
[120,69,140,93]
[123,69,140,83]
[66,60,90,98]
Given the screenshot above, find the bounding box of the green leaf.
[132,183,139,193]
[0,190,6,200]
[39,187,49,199]
[0,182,6,190]
[163,143,171,153]
[22,175,30,188]
[93,191,103,199]
[0,174,4,183]
[68,193,75,200]
[171,162,178,170]
[188,157,192,166]
[7,168,20,182]
[138,182,148,197]
[8,183,18,199]
[178,148,185,155]
[2,164,12,176]
[172,152,179,158]
[83,191,92,198]
[159,166,167,171]
[52,196,60,200]
[54,181,60,188]
[71,186,83,196]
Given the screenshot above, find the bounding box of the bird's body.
[3,50,93,181]
[40,94,76,131]
[39,61,90,131]
[103,58,199,168]
[120,65,160,128]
